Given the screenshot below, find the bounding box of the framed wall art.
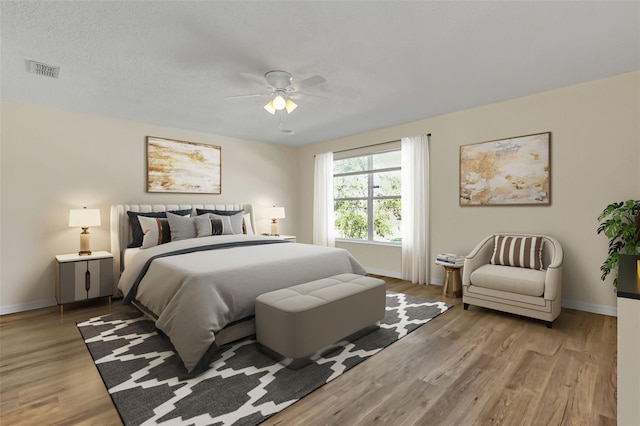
[459,132,550,206]
[146,136,221,194]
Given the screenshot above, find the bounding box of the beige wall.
[298,71,640,315]
[0,102,299,313]
[1,71,637,315]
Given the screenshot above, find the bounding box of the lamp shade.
[285,99,298,113]
[264,206,285,220]
[264,97,297,115]
[264,100,276,115]
[69,208,101,228]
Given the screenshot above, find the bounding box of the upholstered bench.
[255,273,386,368]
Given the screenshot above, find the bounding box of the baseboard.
[431,276,444,286]
[0,298,57,315]
[365,268,446,287]
[562,299,617,317]
[364,267,402,279]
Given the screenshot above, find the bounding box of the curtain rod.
[315,133,431,157]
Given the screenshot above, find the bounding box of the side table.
[55,251,113,314]
[436,261,463,298]
[261,233,297,243]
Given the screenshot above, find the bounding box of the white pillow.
[138,216,167,249]
[243,213,254,235]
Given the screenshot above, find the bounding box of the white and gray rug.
[78,292,451,426]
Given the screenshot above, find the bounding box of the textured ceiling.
[1,1,638,146]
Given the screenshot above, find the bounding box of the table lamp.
[69,207,101,255]
[265,206,285,236]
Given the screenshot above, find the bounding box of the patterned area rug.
[78,292,451,426]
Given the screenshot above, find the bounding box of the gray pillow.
[194,216,224,237]
[207,213,233,235]
[166,212,197,241]
[209,212,244,234]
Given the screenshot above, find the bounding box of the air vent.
[27,60,60,78]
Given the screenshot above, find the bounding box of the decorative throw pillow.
[127,209,192,248]
[196,209,244,235]
[166,212,197,241]
[490,235,544,270]
[194,215,224,237]
[138,216,172,249]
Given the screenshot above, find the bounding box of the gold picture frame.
[459,132,550,206]
[146,136,221,194]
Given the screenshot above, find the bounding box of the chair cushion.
[470,264,546,297]
[490,235,543,270]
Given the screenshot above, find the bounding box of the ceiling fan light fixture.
[272,95,286,110]
[285,99,298,113]
[264,100,276,114]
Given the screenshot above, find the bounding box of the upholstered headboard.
[110,204,255,289]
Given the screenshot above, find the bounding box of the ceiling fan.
[225,70,326,115]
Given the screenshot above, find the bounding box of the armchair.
[462,233,563,328]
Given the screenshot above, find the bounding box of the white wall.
[0,102,299,313]
[298,71,640,315]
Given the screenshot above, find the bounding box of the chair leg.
[546,321,553,329]
[463,303,469,310]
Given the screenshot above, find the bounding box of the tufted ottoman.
[255,273,386,368]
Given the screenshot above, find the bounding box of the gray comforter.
[117,235,367,375]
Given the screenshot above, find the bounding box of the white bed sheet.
[122,247,141,269]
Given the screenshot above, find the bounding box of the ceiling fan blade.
[289,75,326,92]
[293,91,328,99]
[224,93,268,100]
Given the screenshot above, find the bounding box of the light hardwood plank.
[0,277,617,425]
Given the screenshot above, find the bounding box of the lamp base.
[270,220,279,236]
[79,229,92,256]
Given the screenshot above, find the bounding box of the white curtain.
[313,152,335,247]
[401,134,430,284]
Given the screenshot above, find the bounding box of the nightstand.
[261,234,296,243]
[55,251,113,314]
[278,235,296,243]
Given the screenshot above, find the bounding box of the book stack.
[435,253,466,267]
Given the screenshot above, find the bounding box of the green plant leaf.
[597,199,640,286]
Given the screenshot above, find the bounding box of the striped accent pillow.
[490,235,544,270]
[138,216,172,249]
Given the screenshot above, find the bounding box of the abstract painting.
[459,132,550,206]
[147,136,221,193]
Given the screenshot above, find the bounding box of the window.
[333,150,401,244]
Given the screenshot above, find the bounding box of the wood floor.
[0,277,617,425]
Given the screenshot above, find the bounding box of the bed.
[110,204,367,378]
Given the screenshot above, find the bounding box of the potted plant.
[597,199,640,288]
